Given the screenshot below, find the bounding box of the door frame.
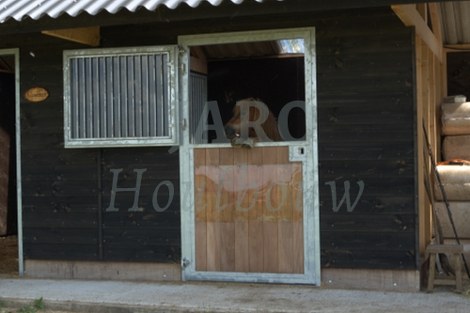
[0,48,22,276]
[178,28,320,285]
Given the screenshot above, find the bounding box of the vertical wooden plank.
[278,210,294,272]
[206,148,220,271]
[436,53,444,152]
[429,53,436,162]
[262,147,279,273]
[426,43,433,249]
[277,147,294,273]
[194,148,207,271]
[416,37,427,255]
[292,163,304,273]
[415,36,431,253]
[422,42,434,253]
[248,147,264,272]
[234,148,250,272]
[219,148,235,272]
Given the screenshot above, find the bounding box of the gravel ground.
[2,236,470,313]
[1,278,470,313]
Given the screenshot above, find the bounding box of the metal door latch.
[289,145,307,162]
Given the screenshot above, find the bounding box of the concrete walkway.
[0,278,469,313]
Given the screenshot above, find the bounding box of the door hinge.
[180,63,186,74]
[182,257,191,269]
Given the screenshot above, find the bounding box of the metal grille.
[69,53,169,139]
[64,46,178,148]
[189,72,208,143]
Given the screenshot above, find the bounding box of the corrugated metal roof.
[0,0,270,23]
[441,1,470,45]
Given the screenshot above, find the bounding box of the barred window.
[64,46,178,148]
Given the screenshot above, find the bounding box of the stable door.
[179,28,319,284]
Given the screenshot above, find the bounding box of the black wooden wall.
[316,16,415,269]
[0,6,416,269]
[5,33,180,262]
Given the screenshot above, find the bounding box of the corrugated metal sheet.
[0,0,270,23]
[441,1,470,45]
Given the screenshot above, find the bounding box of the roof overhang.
[441,1,470,50]
[0,0,467,55]
[393,1,470,54]
[0,0,445,24]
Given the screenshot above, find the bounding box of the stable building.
[0,0,463,291]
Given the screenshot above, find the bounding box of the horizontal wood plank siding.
[100,148,180,262]
[316,11,415,269]
[0,7,416,270]
[14,34,181,262]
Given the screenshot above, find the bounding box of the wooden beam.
[392,4,442,62]
[41,26,100,47]
[428,3,443,45]
[445,44,470,52]
[416,3,427,22]
[190,46,208,74]
[190,56,208,75]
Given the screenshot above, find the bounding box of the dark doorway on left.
[0,54,18,277]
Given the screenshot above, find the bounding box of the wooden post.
[42,27,100,47]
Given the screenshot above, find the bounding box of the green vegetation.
[0,298,45,313]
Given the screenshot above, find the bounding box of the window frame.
[63,45,179,148]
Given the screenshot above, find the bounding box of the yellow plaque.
[25,87,49,103]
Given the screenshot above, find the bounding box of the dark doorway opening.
[447,52,470,98]
[189,39,306,145]
[0,54,18,277]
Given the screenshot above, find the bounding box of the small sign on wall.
[24,87,49,103]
